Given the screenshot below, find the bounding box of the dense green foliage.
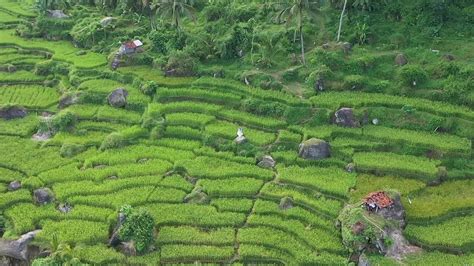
[0,0,472,264]
[118,205,155,254]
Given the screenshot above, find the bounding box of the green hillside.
[0,0,472,265]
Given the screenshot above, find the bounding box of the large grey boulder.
[107,88,128,108]
[234,127,247,144]
[377,193,406,228]
[395,53,408,66]
[34,188,54,205]
[298,138,331,160]
[57,203,73,214]
[119,241,136,256]
[0,230,41,261]
[0,106,27,120]
[258,155,276,169]
[100,17,114,27]
[334,108,359,127]
[279,196,294,210]
[442,54,455,61]
[59,93,79,109]
[358,253,370,266]
[345,163,356,173]
[234,135,247,144]
[8,181,21,191]
[184,187,210,205]
[341,42,352,54]
[109,212,126,247]
[47,10,69,19]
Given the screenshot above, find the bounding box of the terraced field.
[0,1,473,265]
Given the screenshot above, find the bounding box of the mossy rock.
[184,187,210,205]
[298,138,331,160]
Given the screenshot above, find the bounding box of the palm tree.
[336,0,348,41]
[152,0,196,30]
[275,0,318,65]
[35,0,68,13]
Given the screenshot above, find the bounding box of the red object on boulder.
[363,191,394,211]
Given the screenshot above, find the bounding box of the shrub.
[241,98,286,118]
[147,29,170,54]
[52,112,76,132]
[350,54,377,73]
[60,143,86,158]
[308,48,344,71]
[34,60,69,76]
[398,65,428,87]
[140,81,158,96]
[305,65,333,87]
[282,68,299,82]
[141,110,165,130]
[100,132,125,151]
[39,112,76,134]
[118,205,155,255]
[165,50,197,76]
[344,75,366,90]
[390,33,407,48]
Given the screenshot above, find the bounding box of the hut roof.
[363,191,393,208]
[123,40,143,49]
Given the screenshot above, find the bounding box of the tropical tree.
[35,0,68,13]
[152,0,196,30]
[336,0,348,41]
[275,0,319,65]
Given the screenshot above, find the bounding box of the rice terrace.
[0,0,472,265]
